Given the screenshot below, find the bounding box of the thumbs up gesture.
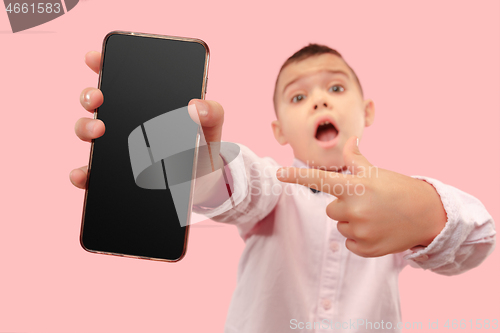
[276,136,447,258]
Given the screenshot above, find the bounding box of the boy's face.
[272,53,375,170]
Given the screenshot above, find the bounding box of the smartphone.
[80,31,209,262]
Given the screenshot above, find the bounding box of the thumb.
[343,136,372,176]
[188,99,224,145]
[188,99,225,172]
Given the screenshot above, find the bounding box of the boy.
[71,44,496,333]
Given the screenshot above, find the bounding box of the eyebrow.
[282,69,350,96]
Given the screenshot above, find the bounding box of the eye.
[329,85,345,93]
[291,94,306,103]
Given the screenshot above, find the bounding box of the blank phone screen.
[81,32,208,261]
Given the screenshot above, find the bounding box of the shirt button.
[329,241,340,252]
[322,299,332,310]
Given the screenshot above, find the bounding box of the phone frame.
[79,30,210,263]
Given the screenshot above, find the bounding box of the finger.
[188,99,224,169]
[74,117,105,142]
[276,167,353,198]
[337,222,376,257]
[85,51,101,75]
[187,99,224,142]
[188,99,224,149]
[344,239,360,256]
[344,239,381,258]
[69,165,89,189]
[342,135,373,176]
[326,199,350,222]
[80,87,104,112]
[336,221,355,240]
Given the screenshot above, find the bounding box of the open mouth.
[315,120,339,142]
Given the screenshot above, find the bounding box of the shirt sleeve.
[395,175,496,275]
[192,142,283,240]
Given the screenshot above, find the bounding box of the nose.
[310,89,332,113]
[311,89,331,112]
[314,101,328,110]
[313,95,331,112]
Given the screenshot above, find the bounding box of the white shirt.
[193,143,496,333]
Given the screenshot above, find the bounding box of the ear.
[271,120,288,145]
[363,99,375,127]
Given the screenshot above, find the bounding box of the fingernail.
[356,138,359,147]
[188,103,197,115]
[83,90,94,105]
[86,120,95,133]
[193,100,208,116]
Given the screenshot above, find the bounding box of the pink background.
[1,0,499,332]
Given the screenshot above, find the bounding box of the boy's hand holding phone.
[276,136,448,258]
[70,51,105,189]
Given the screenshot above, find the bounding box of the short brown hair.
[273,43,364,115]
